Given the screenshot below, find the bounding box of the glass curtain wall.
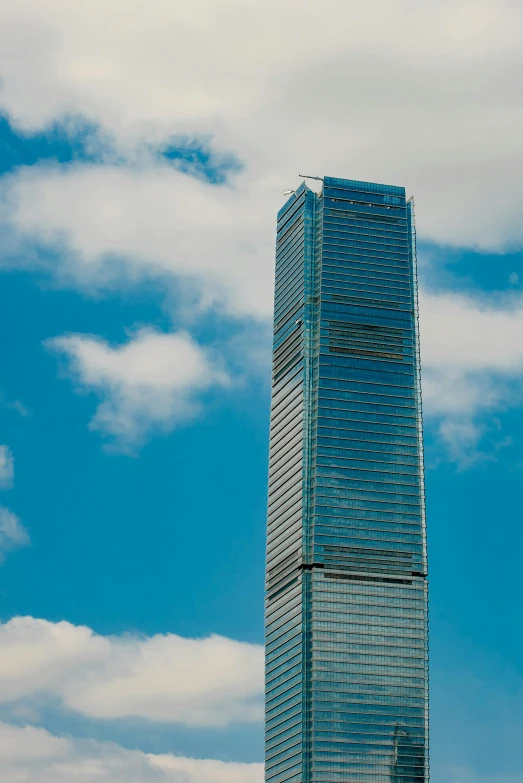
[265,177,429,783]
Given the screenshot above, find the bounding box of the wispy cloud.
[446,770,523,783]
[47,329,229,451]
[0,507,29,561]
[8,400,30,417]
[0,617,263,726]
[0,446,14,489]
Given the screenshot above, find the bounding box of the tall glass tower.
[265,177,428,783]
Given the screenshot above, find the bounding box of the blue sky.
[0,2,523,781]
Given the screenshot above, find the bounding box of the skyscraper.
[265,177,428,783]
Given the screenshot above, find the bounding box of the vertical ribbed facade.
[265,177,429,783]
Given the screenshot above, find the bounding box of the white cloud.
[420,290,523,415]
[47,328,229,449]
[419,290,523,463]
[0,507,29,561]
[0,446,14,489]
[0,721,263,783]
[1,0,523,318]
[0,617,264,726]
[150,754,263,783]
[38,281,523,460]
[420,291,523,378]
[0,451,29,560]
[1,164,275,318]
[436,419,489,470]
[0,0,522,458]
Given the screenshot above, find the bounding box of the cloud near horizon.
[0,616,264,726]
[0,721,264,783]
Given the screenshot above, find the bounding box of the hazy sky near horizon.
[1,1,523,781]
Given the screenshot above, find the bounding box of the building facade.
[265,177,428,783]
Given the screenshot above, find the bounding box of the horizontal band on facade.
[324,572,419,586]
[266,564,427,602]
